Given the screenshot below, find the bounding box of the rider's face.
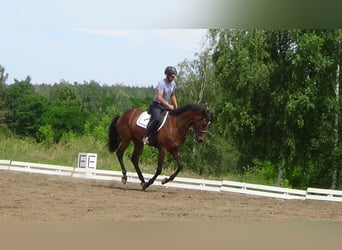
[166,75,175,82]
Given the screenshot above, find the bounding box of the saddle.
[136,111,169,131]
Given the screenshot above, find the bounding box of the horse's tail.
[108,115,121,153]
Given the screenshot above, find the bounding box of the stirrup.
[142,136,149,145]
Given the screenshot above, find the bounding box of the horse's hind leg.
[116,141,130,184]
[131,142,145,186]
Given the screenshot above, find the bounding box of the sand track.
[1,171,341,221]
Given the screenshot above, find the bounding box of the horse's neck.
[175,111,197,130]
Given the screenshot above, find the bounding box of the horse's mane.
[170,104,204,115]
[170,104,213,121]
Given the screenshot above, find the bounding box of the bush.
[37,124,55,145]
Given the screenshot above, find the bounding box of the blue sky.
[1,1,209,87]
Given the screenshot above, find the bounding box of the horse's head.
[192,109,213,143]
[171,104,214,142]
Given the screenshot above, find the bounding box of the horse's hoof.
[161,178,168,185]
[121,176,127,184]
[142,182,149,191]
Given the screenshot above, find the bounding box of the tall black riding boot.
[142,120,157,144]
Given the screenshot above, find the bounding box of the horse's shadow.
[90,181,177,194]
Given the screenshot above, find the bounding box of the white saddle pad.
[136,111,168,131]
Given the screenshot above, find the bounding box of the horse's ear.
[205,109,214,122]
[209,112,214,122]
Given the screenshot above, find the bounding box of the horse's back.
[116,108,145,140]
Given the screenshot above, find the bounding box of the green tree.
[210,29,274,171]
[42,104,87,142]
[0,65,8,85]
[77,80,103,113]
[3,77,36,133]
[0,65,9,116]
[209,29,342,188]
[51,81,82,107]
[13,94,48,137]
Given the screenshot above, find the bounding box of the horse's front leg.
[161,159,184,185]
[142,148,166,191]
[161,151,183,185]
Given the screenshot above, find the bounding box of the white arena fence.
[1,159,342,202]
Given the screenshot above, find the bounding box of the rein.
[190,126,209,134]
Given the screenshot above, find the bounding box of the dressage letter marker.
[77,153,97,176]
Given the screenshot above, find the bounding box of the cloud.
[77,28,207,51]
[151,29,207,51]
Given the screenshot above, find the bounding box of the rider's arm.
[170,91,177,109]
[157,90,174,110]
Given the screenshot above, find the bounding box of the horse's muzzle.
[196,136,205,143]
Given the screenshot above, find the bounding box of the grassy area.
[0,130,110,166]
[1,130,269,184]
[0,132,210,179]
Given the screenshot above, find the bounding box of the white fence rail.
[10,160,74,176]
[306,187,342,202]
[221,180,307,200]
[0,159,341,202]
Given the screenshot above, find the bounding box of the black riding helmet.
[164,66,177,76]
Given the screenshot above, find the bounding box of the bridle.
[190,120,211,135]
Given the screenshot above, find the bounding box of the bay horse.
[108,104,213,190]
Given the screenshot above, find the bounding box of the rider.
[142,66,178,144]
